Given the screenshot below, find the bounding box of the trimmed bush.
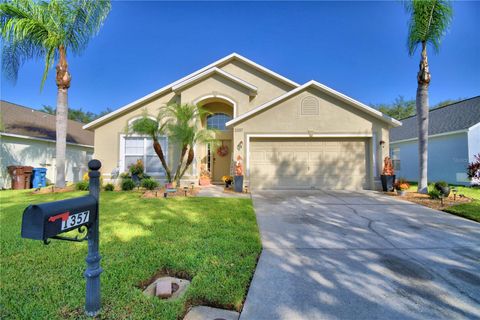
[428,189,441,199]
[75,181,89,191]
[121,179,135,191]
[104,183,115,191]
[434,181,448,190]
[141,178,159,190]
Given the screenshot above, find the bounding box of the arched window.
[206,113,232,130]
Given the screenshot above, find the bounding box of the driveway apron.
[241,190,480,320]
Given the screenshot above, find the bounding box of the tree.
[373,96,416,120]
[40,105,106,123]
[405,0,452,193]
[1,0,110,187]
[127,104,216,185]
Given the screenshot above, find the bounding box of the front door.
[211,140,232,183]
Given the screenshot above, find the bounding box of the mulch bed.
[142,187,199,198]
[386,191,472,211]
[31,185,76,194]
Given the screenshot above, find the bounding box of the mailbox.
[21,195,97,241]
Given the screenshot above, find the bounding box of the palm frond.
[405,0,453,55]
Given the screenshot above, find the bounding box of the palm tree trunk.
[173,145,188,185]
[55,45,71,188]
[416,42,430,194]
[153,138,172,182]
[178,147,194,182]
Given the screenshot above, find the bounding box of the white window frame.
[119,134,168,176]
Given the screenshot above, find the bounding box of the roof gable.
[390,96,480,142]
[226,80,402,127]
[83,53,298,130]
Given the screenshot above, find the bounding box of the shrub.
[428,189,441,199]
[75,181,89,191]
[104,183,115,191]
[141,178,159,190]
[467,153,480,186]
[121,178,136,191]
[434,181,448,190]
[394,178,410,191]
[129,159,144,176]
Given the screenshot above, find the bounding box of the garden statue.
[235,155,243,176]
[382,156,395,175]
[234,155,244,192]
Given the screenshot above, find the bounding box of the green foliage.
[434,181,448,189]
[104,183,115,191]
[141,178,159,190]
[0,0,111,87]
[428,188,441,199]
[121,178,135,191]
[75,180,89,191]
[405,0,453,55]
[40,105,111,123]
[128,159,144,176]
[373,96,416,120]
[0,190,261,318]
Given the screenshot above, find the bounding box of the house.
[83,53,401,190]
[0,100,94,188]
[390,96,480,186]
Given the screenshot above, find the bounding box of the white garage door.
[249,138,369,190]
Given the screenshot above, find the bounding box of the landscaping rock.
[142,276,190,300]
[183,306,239,320]
[155,279,172,298]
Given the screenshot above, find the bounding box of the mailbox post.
[85,159,102,316]
[20,159,103,317]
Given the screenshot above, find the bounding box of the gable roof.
[226,80,402,127]
[172,67,258,96]
[390,96,480,142]
[83,53,299,130]
[0,100,94,147]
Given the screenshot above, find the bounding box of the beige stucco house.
[84,53,401,190]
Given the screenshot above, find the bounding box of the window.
[301,96,319,115]
[123,136,168,175]
[391,147,401,171]
[206,113,232,130]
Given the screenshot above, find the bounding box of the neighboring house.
[0,101,94,188]
[84,53,401,190]
[390,96,480,186]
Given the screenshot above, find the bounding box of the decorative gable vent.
[301,96,319,115]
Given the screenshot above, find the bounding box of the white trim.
[119,134,168,175]
[193,94,238,118]
[390,129,468,144]
[372,132,378,177]
[172,67,257,95]
[0,132,94,148]
[83,53,298,130]
[468,122,480,131]
[245,133,373,176]
[226,80,402,127]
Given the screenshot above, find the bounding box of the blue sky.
[1,1,479,115]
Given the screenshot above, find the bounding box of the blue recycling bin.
[31,168,47,188]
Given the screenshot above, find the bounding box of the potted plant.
[394,178,410,196]
[234,155,244,193]
[434,181,450,197]
[199,164,211,186]
[222,175,233,188]
[380,156,396,192]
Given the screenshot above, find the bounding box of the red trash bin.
[7,166,34,189]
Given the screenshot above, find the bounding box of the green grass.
[407,182,480,222]
[0,190,262,319]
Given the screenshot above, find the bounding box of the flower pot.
[381,175,395,192]
[396,189,406,196]
[131,173,141,186]
[199,177,211,186]
[234,176,244,193]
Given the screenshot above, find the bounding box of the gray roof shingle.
[390,96,480,142]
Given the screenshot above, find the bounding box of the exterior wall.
[232,88,391,189]
[0,135,92,189]
[219,59,294,114]
[468,124,480,162]
[390,132,470,185]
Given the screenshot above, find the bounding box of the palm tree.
[405,0,452,193]
[127,104,216,185]
[0,0,111,187]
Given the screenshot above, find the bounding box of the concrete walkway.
[241,190,480,320]
[197,184,250,198]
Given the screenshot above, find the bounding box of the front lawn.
[0,190,261,319]
[406,183,480,222]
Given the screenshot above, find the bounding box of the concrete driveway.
[241,190,480,320]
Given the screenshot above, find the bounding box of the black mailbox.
[21,195,98,241]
